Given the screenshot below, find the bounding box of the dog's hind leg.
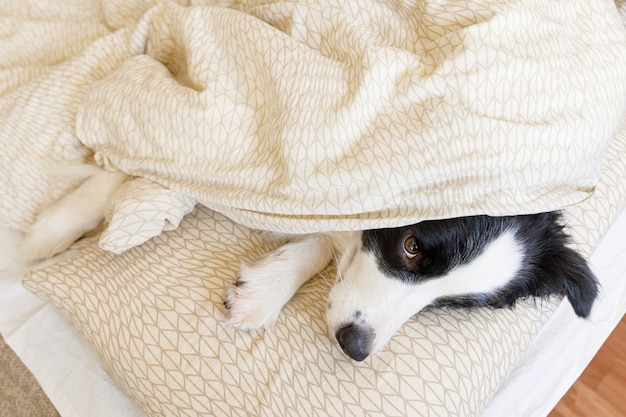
[21,170,128,262]
[225,233,336,331]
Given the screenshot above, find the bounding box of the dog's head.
[326,213,598,361]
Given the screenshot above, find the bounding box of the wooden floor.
[548,314,626,417]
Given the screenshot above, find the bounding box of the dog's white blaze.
[418,230,523,298]
[327,230,524,354]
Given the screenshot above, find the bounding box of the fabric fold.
[75,0,626,235]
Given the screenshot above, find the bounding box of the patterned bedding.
[2,0,625,416]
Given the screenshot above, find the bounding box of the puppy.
[226,212,598,361]
[22,170,598,361]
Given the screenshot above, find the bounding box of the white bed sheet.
[0,207,625,417]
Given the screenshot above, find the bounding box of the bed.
[1,0,626,416]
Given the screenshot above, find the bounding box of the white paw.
[224,263,285,331]
[224,235,333,332]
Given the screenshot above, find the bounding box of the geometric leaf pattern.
[100,177,197,253]
[76,0,626,235]
[23,111,626,415]
[1,0,625,238]
[5,0,626,416]
[22,159,625,417]
[24,207,557,417]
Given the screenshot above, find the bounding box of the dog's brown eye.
[403,235,420,258]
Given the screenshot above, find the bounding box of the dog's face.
[326,214,598,361]
[326,217,524,361]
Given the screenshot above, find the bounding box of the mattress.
[1,0,626,416]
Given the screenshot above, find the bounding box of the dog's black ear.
[556,246,599,318]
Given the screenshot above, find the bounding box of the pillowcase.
[24,206,559,417]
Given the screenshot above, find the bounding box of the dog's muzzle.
[335,323,375,362]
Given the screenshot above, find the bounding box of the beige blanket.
[5,1,626,416]
[2,0,626,253]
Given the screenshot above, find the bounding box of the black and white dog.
[22,170,598,361]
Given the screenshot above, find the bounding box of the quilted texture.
[22,110,626,415]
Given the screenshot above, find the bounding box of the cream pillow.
[24,206,558,417]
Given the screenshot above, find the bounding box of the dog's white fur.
[226,233,336,331]
[22,170,128,262]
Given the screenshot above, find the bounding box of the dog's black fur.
[362,211,599,317]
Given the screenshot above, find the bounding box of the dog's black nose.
[335,323,375,362]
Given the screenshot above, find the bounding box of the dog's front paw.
[224,264,284,332]
[225,236,330,332]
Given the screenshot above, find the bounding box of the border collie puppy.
[22,171,598,361]
[226,212,598,361]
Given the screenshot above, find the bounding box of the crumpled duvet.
[2,0,626,252]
